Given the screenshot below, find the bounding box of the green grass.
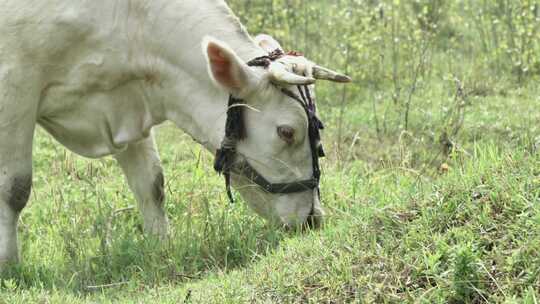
[2,84,540,302]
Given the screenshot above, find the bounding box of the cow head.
[202,34,350,229]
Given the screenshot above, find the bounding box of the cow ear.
[254,34,284,53]
[203,37,254,94]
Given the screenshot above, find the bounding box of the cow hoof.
[144,218,169,240]
[0,255,19,273]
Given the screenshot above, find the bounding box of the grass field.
[2,86,539,303]
[2,1,540,303]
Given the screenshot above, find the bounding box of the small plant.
[451,246,483,303]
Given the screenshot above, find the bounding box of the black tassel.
[224,172,234,203]
[214,95,248,204]
[226,96,247,141]
[214,149,227,173]
[317,144,326,158]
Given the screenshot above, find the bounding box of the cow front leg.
[0,115,35,268]
[0,175,31,266]
[114,133,169,238]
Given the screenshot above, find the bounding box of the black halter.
[214,49,325,203]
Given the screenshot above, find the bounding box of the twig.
[479,262,507,299]
[86,281,128,290]
[372,93,382,141]
[337,42,351,159]
[105,206,136,246]
[404,39,430,131]
[346,130,361,161]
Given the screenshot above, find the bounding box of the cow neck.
[144,0,265,78]
[148,0,265,152]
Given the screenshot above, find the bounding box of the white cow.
[0,0,350,266]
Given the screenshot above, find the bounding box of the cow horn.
[313,65,352,83]
[268,63,316,85]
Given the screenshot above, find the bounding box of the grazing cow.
[0,0,350,266]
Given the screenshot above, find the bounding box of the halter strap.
[232,161,318,193]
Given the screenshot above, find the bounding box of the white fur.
[0,0,324,266]
[254,34,284,53]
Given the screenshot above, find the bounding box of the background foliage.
[231,0,540,170]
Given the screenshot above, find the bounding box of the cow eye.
[277,125,295,144]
